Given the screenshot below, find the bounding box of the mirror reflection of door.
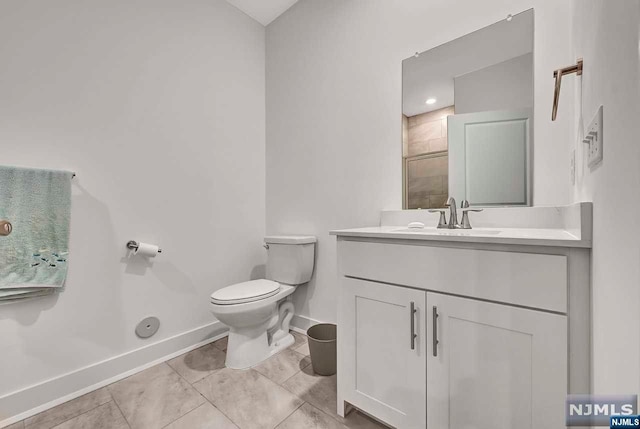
[448,108,531,206]
[402,9,534,208]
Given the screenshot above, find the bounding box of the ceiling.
[402,10,534,117]
[225,0,299,26]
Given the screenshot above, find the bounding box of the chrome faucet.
[428,197,458,229]
[428,198,483,229]
[459,200,483,229]
[445,197,458,229]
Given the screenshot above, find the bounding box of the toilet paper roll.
[134,242,160,257]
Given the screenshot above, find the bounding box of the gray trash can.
[307,323,337,376]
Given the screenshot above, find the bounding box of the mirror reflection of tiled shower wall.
[403,106,453,209]
[406,154,448,209]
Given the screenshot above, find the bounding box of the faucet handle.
[459,207,483,229]
[428,209,448,229]
[460,199,482,212]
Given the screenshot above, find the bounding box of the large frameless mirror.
[402,9,534,209]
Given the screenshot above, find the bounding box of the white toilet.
[210,235,316,369]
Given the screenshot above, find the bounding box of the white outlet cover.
[570,149,576,185]
[584,105,603,167]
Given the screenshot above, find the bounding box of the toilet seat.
[210,279,280,305]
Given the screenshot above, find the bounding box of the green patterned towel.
[0,165,72,301]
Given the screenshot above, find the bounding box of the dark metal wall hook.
[552,58,583,121]
[0,220,12,236]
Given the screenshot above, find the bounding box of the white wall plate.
[583,105,603,167]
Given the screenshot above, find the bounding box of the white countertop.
[330,225,592,248]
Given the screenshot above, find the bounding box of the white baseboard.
[0,321,227,428]
[290,314,326,334]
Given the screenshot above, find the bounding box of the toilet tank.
[265,235,316,285]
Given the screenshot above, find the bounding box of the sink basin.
[393,228,501,236]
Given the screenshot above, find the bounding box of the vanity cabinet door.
[426,293,567,429]
[340,277,426,428]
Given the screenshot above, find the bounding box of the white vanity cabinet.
[341,277,427,428]
[334,236,590,429]
[426,293,566,429]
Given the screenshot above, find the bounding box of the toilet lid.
[210,279,280,305]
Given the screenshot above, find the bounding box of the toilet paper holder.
[126,240,162,253]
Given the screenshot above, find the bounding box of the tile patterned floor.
[12,332,390,429]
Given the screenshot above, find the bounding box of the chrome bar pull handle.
[0,220,12,236]
[410,302,417,350]
[432,306,439,357]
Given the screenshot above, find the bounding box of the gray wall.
[571,0,640,397]
[454,53,534,114]
[0,0,266,405]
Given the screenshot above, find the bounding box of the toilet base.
[223,298,297,369]
[226,330,295,369]
[211,285,298,369]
